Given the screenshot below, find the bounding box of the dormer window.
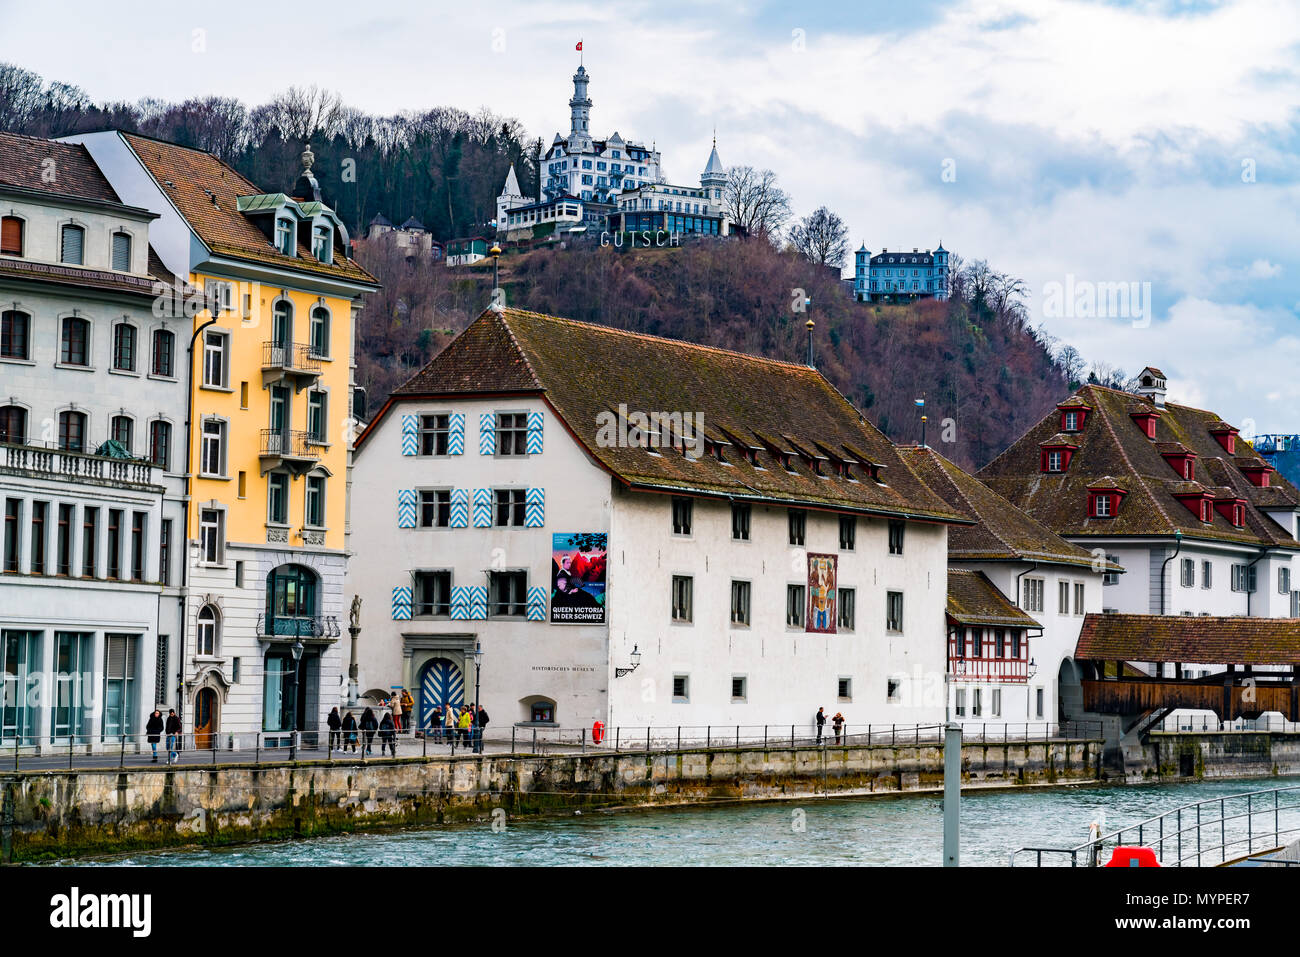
[312,225,332,263]
[1240,464,1272,487]
[276,218,295,256]
[1201,500,1211,523]
[1090,493,1113,517]
[1039,440,1077,473]
[1063,411,1079,432]
[1087,481,1126,518]
[1209,424,1238,454]
[1234,504,1245,528]
[1046,450,1063,472]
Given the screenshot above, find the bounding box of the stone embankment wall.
[1,739,1101,861]
[1133,732,1300,782]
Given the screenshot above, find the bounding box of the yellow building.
[68,131,378,741]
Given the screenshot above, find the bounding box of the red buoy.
[592,720,604,744]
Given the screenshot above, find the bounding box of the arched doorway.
[195,687,218,749]
[1058,657,1082,722]
[419,658,464,729]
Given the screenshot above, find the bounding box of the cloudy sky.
[4,0,1298,431]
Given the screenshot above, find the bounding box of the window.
[995,629,1006,658]
[886,591,904,633]
[102,634,138,738]
[109,415,133,453]
[419,489,452,528]
[267,473,289,525]
[838,677,852,700]
[671,575,693,622]
[199,508,224,564]
[111,232,132,271]
[108,323,134,372]
[309,306,330,356]
[787,584,806,627]
[271,300,293,349]
[200,419,226,477]
[0,216,23,256]
[731,676,747,701]
[149,421,171,470]
[276,218,295,255]
[1011,630,1022,659]
[1046,450,1062,472]
[489,570,527,617]
[732,503,751,541]
[1058,581,1069,614]
[992,688,1002,718]
[414,570,452,616]
[495,412,528,456]
[672,675,689,702]
[788,509,806,546]
[60,224,84,264]
[419,414,450,455]
[955,688,966,717]
[61,317,89,365]
[1023,577,1044,612]
[81,507,97,577]
[202,330,227,388]
[730,580,751,625]
[1281,567,1292,595]
[56,504,72,576]
[839,515,856,550]
[1063,411,1078,431]
[152,329,174,377]
[196,605,220,656]
[1102,555,1119,586]
[129,512,145,582]
[307,391,327,443]
[106,509,122,580]
[58,411,86,452]
[2,499,18,572]
[0,405,27,444]
[235,561,244,588]
[238,472,247,498]
[1180,558,1194,588]
[305,475,325,527]
[838,587,856,630]
[1093,493,1112,517]
[159,519,171,586]
[972,688,983,718]
[1036,688,1044,719]
[494,488,526,527]
[1202,561,1212,590]
[154,637,168,706]
[313,225,332,263]
[672,497,693,535]
[1,310,30,359]
[888,520,905,555]
[205,280,234,315]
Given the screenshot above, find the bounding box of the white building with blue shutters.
[346,307,965,735]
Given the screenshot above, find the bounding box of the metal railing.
[1012,784,1300,867]
[259,429,321,459]
[0,720,1103,772]
[262,341,322,375]
[1157,713,1300,734]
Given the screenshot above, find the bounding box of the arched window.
[0,405,26,445]
[196,604,220,656]
[111,231,132,271]
[112,322,136,371]
[110,415,133,453]
[152,328,174,377]
[272,300,293,350]
[308,306,329,357]
[58,410,86,452]
[265,564,318,634]
[275,218,295,256]
[0,216,23,256]
[60,224,84,265]
[149,420,171,469]
[61,316,89,366]
[1,309,30,360]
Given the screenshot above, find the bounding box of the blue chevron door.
[419,658,465,729]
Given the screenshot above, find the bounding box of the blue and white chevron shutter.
[397,489,417,528]
[526,585,547,621]
[450,586,471,621]
[391,585,412,620]
[449,488,469,528]
[479,412,496,455]
[400,414,418,455]
[526,411,544,454]
[525,487,545,527]
[448,412,465,455]
[468,585,488,620]
[472,488,493,528]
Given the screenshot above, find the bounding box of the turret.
[701,133,726,202]
[569,65,593,151]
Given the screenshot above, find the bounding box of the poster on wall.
[806,552,837,634]
[551,532,608,623]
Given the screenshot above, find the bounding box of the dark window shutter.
[112,233,131,271]
[0,217,22,255]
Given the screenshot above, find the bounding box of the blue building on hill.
[854,243,949,303]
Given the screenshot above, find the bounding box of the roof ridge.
[500,307,819,373]
[490,310,544,389]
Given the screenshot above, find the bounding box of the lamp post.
[472,642,483,752]
[288,635,304,761]
[490,243,502,307]
[615,645,641,678]
[944,647,966,867]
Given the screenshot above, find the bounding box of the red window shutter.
[0,217,21,255]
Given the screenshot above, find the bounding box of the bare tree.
[1056,344,1085,386]
[723,165,792,240]
[0,62,45,131]
[261,85,344,144]
[788,205,849,267]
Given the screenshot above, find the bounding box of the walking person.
[815,706,826,745]
[458,705,473,748]
[832,711,845,746]
[165,708,182,764]
[389,693,403,734]
[360,707,378,755]
[400,688,415,734]
[474,704,490,754]
[445,705,459,749]
[430,704,444,743]
[379,711,397,756]
[327,706,342,752]
[146,710,164,762]
[342,711,358,753]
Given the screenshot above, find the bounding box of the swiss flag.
[576,41,583,51]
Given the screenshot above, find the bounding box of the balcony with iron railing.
[1,440,160,488]
[261,340,322,391]
[259,429,322,475]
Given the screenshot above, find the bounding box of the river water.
[80,776,1300,867]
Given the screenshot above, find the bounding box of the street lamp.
[490,243,502,304]
[472,642,483,753]
[615,645,641,678]
[288,636,304,760]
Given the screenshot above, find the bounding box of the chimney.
[1135,366,1167,408]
